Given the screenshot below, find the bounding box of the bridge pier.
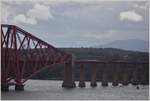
[15,85,24,91]
[140,63,148,85]
[132,71,138,85]
[78,64,86,87]
[90,64,97,87]
[122,73,129,85]
[112,64,119,86]
[62,56,76,88]
[140,73,147,85]
[102,64,108,87]
[131,64,139,85]
[1,85,9,91]
[122,64,129,86]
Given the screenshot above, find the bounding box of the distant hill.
[95,39,149,53]
[60,48,149,61]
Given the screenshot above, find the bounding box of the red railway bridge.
[1,24,75,91]
[1,24,149,91]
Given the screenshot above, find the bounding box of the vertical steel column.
[1,26,10,91]
[13,26,24,91]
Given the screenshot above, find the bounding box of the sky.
[1,0,149,47]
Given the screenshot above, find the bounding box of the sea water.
[1,80,149,100]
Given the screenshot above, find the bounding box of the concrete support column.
[140,63,148,85]
[112,64,119,86]
[131,64,139,85]
[132,70,138,85]
[90,64,97,87]
[122,64,129,86]
[122,72,129,85]
[15,85,24,91]
[62,55,76,88]
[140,71,147,85]
[78,64,86,87]
[102,63,108,87]
[1,84,9,91]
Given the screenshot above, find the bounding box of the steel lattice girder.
[1,24,71,86]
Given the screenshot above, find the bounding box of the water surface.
[1,80,149,100]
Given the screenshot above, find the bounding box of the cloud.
[120,11,143,22]
[1,3,16,24]
[132,1,149,10]
[27,3,53,20]
[12,3,53,25]
[83,30,117,40]
[13,14,37,24]
[1,0,148,47]
[1,0,109,4]
[1,5,10,23]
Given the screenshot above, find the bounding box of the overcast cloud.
[1,0,149,47]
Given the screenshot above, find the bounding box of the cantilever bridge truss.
[1,24,71,87]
